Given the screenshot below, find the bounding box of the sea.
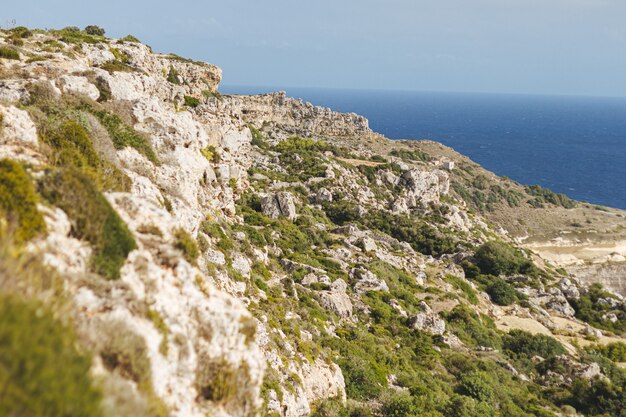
[221,86,626,210]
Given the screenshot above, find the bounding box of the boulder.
[409,302,446,335]
[261,192,297,220]
[351,268,389,294]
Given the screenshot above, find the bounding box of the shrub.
[85,25,106,36]
[120,34,141,43]
[361,211,457,257]
[458,371,494,402]
[569,283,626,334]
[184,95,200,108]
[0,159,46,243]
[87,108,159,164]
[486,279,518,306]
[473,241,534,276]
[525,185,575,209]
[0,293,103,417]
[200,145,220,163]
[381,391,419,417]
[503,329,566,360]
[443,304,502,348]
[173,228,200,264]
[39,168,137,279]
[40,119,130,191]
[166,67,181,84]
[445,274,478,304]
[588,342,626,362]
[390,148,431,162]
[0,46,20,60]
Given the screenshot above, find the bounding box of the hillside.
[1,26,626,417]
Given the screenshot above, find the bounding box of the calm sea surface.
[222,86,626,209]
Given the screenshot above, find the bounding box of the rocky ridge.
[1,27,625,417]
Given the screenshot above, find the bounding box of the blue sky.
[3,0,626,96]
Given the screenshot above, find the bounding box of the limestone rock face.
[318,279,353,318]
[205,92,373,139]
[352,268,389,294]
[0,104,43,165]
[58,75,100,100]
[400,169,450,207]
[409,303,446,336]
[301,360,346,403]
[261,192,297,220]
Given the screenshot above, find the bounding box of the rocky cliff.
[1,27,625,417]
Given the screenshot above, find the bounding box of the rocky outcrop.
[204,92,373,139]
[261,192,297,220]
[409,302,446,336]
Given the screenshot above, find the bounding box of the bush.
[120,34,141,43]
[458,371,494,402]
[0,293,103,417]
[588,342,626,362]
[173,228,199,264]
[84,25,106,36]
[184,95,200,108]
[503,329,566,360]
[87,108,159,164]
[0,159,46,243]
[40,119,130,191]
[0,46,20,60]
[381,391,419,417]
[166,67,181,84]
[473,241,534,276]
[39,168,136,279]
[486,279,518,306]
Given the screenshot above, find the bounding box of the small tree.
[84,25,105,36]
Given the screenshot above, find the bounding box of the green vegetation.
[444,274,478,304]
[0,46,20,60]
[390,148,431,162]
[166,67,181,84]
[503,329,566,360]
[85,25,106,36]
[39,168,136,279]
[0,160,46,243]
[120,34,141,43]
[173,228,200,264]
[55,26,103,44]
[200,145,220,163]
[443,304,502,348]
[485,279,518,306]
[184,95,200,108]
[473,241,534,276]
[0,293,103,417]
[87,108,159,164]
[526,185,575,209]
[569,283,626,334]
[587,342,626,362]
[40,119,131,191]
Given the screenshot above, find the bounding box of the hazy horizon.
[3,0,626,97]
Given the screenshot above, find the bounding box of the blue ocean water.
[221,86,626,209]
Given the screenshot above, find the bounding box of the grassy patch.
[0,46,20,60]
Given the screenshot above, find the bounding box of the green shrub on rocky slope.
[39,168,136,279]
[0,159,46,243]
[0,293,103,417]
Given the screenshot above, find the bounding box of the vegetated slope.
[0,25,625,417]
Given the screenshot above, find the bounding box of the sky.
[3,0,626,97]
